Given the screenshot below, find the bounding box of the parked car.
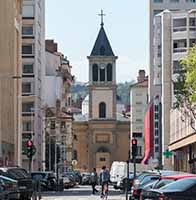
[64,171,81,184]
[81,172,92,185]
[0,180,9,200]
[0,167,33,200]
[31,171,57,191]
[0,175,20,200]
[131,172,160,199]
[140,177,196,200]
[141,173,196,197]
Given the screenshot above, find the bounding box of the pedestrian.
[99,166,110,196]
[91,168,98,194]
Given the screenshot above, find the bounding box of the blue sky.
[46,0,149,83]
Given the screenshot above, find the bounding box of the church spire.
[90,11,115,56]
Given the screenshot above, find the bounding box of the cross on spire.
[98,9,106,26]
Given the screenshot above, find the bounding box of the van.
[110,161,127,189]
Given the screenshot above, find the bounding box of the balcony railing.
[173,26,186,32]
[173,47,187,53]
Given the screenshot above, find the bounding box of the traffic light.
[26,139,33,159]
[132,138,137,158]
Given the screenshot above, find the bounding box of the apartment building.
[130,70,148,162]
[148,0,196,169]
[44,40,73,172]
[167,10,196,173]
[0,0,22,167]
[149,0,196,99]
[21,0,45,170]
[153,9,196,170]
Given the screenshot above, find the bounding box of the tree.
[174,44,196,131]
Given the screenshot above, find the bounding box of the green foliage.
[181,44,196,103]
[174,44,196,108]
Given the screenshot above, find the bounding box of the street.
[42,185,125,200]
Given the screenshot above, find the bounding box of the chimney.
[45,40,58,53]
[137,70,146,83]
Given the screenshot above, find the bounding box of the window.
[92,64,98,81]
[22,121,32,131]
[155,146,159,152]
[170,0,179,2]
[100,68,105,82]
[155,129,159,136]
[73,150,77,160]
[107,64,113,81]
[155,138,159,145]
[50,121,55,129]
[155,121,159,128]
[22,25,33,35]
[22,82,31,93]
[173,18,186,32]
[155,113,159,120]
[22,44,33,54]
[99,102,106,118]
[154,105,159,112]
[190,39,196,47]
[136,102,142,105]
[189,18,196,26]
[23,64,34,74]
[136,119,142,122]
[173,40,187,52]
[186,0,196,2]
[173,61,183,73]
[22,102,34,113]
[73,135,77,140]
[157,45,161,57]
[22,5,34,17]
[132,132,142,137]
[153,0,163,2]
[100,157,106,161]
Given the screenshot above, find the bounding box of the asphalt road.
[42,185,126,200]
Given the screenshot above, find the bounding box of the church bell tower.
[87,11,118,120]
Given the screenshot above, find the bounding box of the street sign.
[163,149,172,158]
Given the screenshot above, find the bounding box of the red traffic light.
[132,139,137,145]
[26,140,33,148]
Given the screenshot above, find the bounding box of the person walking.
[91,168,98,194]
[99,166,110,197]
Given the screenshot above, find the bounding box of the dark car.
[131,173,160,199]
[0,167,33,200]
[31,171,57,191]
[0,175,20,200]
[140,177,196,200]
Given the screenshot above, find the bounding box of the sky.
[45,0,149,83]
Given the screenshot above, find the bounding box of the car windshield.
[161,178,196,191]
[8,168,29,179]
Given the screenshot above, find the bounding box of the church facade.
[73,22,130,172]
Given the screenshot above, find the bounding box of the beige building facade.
[0,0,22,166]
[130,70,148,162]
[73,23,130,172]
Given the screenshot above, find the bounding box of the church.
[73,15,130,172]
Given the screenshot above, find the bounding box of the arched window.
[107,64,113,81]
[100,68,105,81]
[73,150,77,160]
[92,64,98,81]
[99,102,106,118]
[100,46,105,55]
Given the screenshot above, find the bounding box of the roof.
[90,26,115,56]
[130,79,148,88]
